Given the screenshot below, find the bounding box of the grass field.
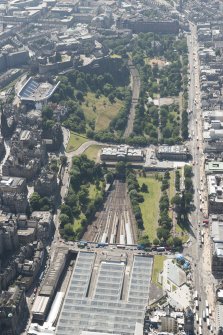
[88,182,103,200]
[176,223,189,242]
[152,255,166,285]
[73,214,83,235]
[169,171,175,200]
[138,176,161,241]
[66,132,88,152]
[82,92,124,131]
[84,145,102,161]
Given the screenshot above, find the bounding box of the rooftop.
[56,252,153,335]
[157,145,188,154]
[39,248,68,297]
[18,77,60,102]
[211,218,223,242]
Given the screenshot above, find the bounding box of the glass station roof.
[56,252,153,335]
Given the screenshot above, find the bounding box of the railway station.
[56,251,153,335]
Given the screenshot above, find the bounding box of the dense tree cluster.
[126,170,144,230]
[30,192,53,212]
[129,33,188,145]
[175,170,181,192]
[181,110,189,140]
[91,89,132,143]
[161,171,170,191]
[171,165,194,222]
[157,191,172,242]
[159,61,182,97]
[160,104,181,144]
[60,155,106,240]
[109,89,132,133]
[50,68,130,138]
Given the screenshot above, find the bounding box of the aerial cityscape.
[0,0,223,334]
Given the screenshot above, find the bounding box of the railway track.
[88,180,136,245]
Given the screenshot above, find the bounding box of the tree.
[108,93,115,103]
[161,179,169,191]
[76,90,84,101]
[30,192,41,211]
[184,165,193,178]
[63,223,74,237]
[60,204,73,221]
[184,177,193,192]
[115,161,126,175]
[60,213,70,227]
[167,236,174,247]
[164,171,170,179]
[106,172,114,184]
[157,227,170,241]
[50,159,59,173]
[171,193,182,215]
[42,106,53,119]
[78,188,89,206]
[60,155,67,166]
[138,235,150,247]
[153,238,159,246]
[141,183,148,193]
[173,236,182,248]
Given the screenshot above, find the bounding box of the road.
[186,22,215,334]
[124,60,140,138]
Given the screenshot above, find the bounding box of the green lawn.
[84,145,102,161]
[66,132,88,152]
[169,171,175,200]
[110,54,122,59]
[176,223,189,242]
[73,215,83,233]
[82,92,124,131]
[88,182,103,200]
[138,176,161,241]
[152,255,166,285]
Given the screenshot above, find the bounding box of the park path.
[124,60,141,138]
[66,140,104,158]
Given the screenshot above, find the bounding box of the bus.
[202,310,206,321]
[193,290,198,300]
[117,244,126,249]
[207,318,210,329]
[156,246,165,252]
[78,241,87,248]
[97,242,108,248]
[199,326,202,335]
[196,313,199,323]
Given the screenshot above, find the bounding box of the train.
[96,242,108,248]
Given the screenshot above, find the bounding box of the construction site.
[83,180,138,245]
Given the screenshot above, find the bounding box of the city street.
[186,22,215,334]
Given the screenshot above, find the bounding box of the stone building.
[34,170,59,198]
[2,129,47,181]
[0,219,19,257]
[0,137,5,161]
[0,176,28,213]
[0,286,29,335]
[31,211,54,242]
